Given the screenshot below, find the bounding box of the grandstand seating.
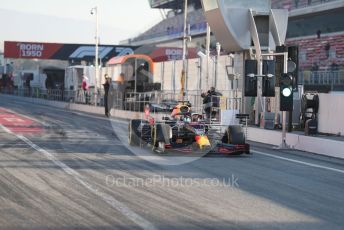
[287,33,344,70]
[132,9,206,42]
[130,0,343,71]
[133,0,340,42]
[134,0,341,43]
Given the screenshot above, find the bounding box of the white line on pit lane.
[252,150,344,174]
[0,124,156,230]
[72,111,128,125]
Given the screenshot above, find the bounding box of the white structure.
[201,0,288,52]
[65,66,95,91]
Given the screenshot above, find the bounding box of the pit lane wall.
[317,93,344,135]
[247,92,344,158]
[247,127,344,159]
[0,94,167,122]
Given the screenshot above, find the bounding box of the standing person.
[201,87,222,120]
[25,77,31,97]
[209,86,222,119]
[330,61,339,84]
[1,74,7,92]
[82,75,89,104]
[117,73,126,110]
[103,74,111,117]
[201,90,212,119]
[45,76,53,98]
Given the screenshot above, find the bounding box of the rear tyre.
[222,125,245,145]
[157,141,166,153]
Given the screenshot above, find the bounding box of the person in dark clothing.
[25,78,31,97]
[201,91,212,119]
[201,87,222,119]
[325,43,331,58]
[103,74,111,117]
[45,77,53,98]
[330,61,339,84]
[2,74,7,89]
[330,61,339,71]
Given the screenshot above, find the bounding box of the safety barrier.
[0,88,107,106]
[271,0,339,11]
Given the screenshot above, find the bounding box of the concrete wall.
[247,127,344,159]
[318,93,344,135]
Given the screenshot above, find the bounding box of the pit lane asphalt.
[1,98,344,230]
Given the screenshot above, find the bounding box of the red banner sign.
[3,41,137,62]
[4,41,63,59]
[150,47,198,62]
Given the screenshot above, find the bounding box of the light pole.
[91,6,99,106]
[206,23,211,90]
[215,42,221,89]
[182,0,188,99]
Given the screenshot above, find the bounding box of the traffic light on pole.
[262,60,276,97]
[244,60,257,97]
[288,46,299,91]
[275,45,287,86]
[280,73,293,111]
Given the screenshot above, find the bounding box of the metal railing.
[0,87,241,119]
[272,0,341,11]
[298,70,344,90]
[117,90,241,115]
[0,88,106,106]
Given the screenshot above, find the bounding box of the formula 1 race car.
[128,101,250,155]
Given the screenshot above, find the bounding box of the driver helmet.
[183,117,191,123]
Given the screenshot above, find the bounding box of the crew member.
[103,74,111,117]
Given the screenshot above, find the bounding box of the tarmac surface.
[1,98,344,230]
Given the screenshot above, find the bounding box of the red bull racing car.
[128,101,250,156]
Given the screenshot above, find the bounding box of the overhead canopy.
[107,54,153,65]
[201,0,288,52]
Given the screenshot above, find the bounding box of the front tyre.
[128,119,142,146]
